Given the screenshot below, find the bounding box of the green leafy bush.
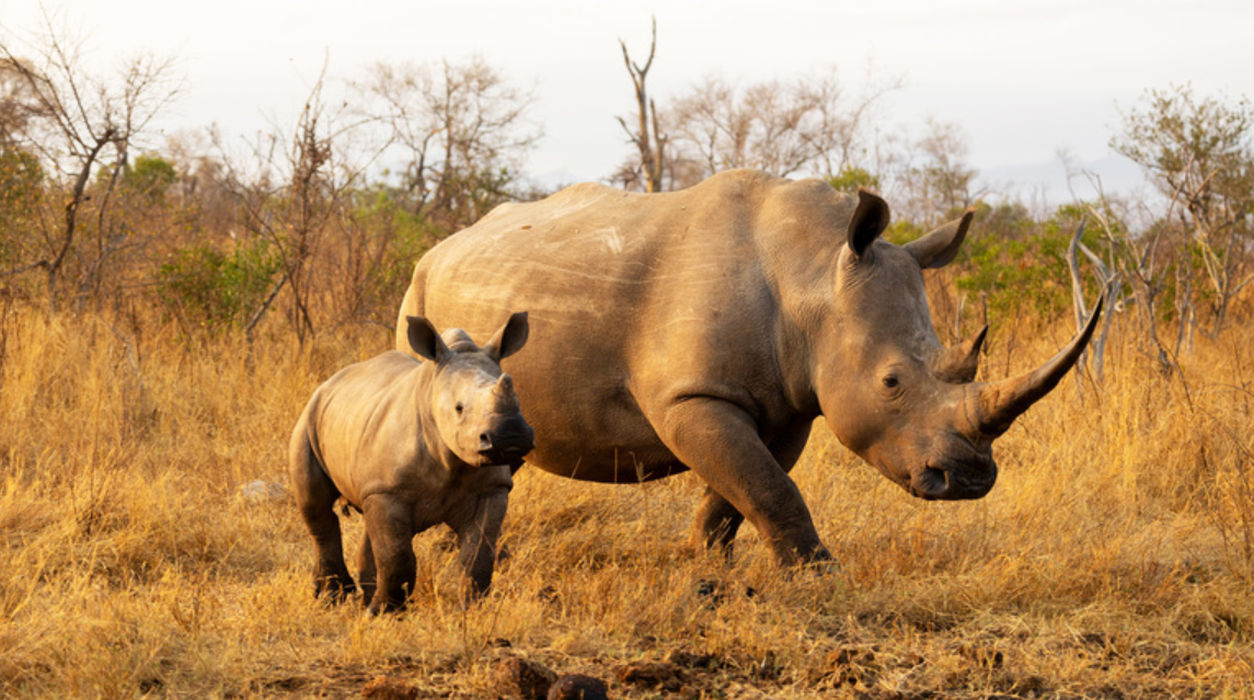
[951,203,1098,326]
[0,148,45,268]
[826,167,881,194]
[156,238,280,331]
[125,154,177,201]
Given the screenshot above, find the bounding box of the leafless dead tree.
[1066,217,1121,380]
[356,55,540,231]
[661,66,899,189]
[216,61,373,343]
[615,16,667,193]
[1112,85,1254,337]
[1062,157,1180,372]
[895,117,984,225]
[0,11,178,308]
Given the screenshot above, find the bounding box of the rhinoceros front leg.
[452,485,511,597]
[362,495,416,614]
[658,398,829,565]
[691,419,815,553]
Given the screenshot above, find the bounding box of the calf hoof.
[799,547,841,575]
[314,574,357,604]
[367,598,407,616]
[461,575,494,603]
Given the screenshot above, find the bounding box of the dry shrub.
[0,304,1252,697]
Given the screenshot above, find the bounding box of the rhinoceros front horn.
[494,373,515,397]
[976,297,1103,436]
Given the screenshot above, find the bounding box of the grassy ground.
[1,306,1251,698]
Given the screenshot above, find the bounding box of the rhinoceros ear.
[484,311,529,362]
[847,189,890,258]
[406,315,449,363]
[905,209,974,269]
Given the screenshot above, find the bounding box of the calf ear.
[406,316,449,362]
[906,209,974,269]
[485,311,529,362]
[847,189,890,258]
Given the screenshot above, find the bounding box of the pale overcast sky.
[2,0,1251,205]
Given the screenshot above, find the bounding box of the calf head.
[817,191,1100,500]
[405,312,535,467]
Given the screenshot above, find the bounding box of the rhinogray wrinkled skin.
[396,170,1099,565]
[291,313,533,613]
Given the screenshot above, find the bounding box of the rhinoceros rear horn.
[976,297,1103,436]
[934,324,987,384]
[847,189,890,258]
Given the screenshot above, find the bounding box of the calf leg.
[690,419,815,554]
[362,495,416,614]
[692,486,744,551]
[452,486,511,598]
[357,534,377,609]
[289,426,355,601]
[655,398,829,565]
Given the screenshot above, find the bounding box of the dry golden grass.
[1,305,1252,698]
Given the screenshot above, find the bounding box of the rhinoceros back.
[398,170,850,482]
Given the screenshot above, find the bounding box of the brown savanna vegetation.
[2,16,1254,699]
[1,284,1253,698]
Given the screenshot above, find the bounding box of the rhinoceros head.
[817,191,1099,500]
[405,312,535,467]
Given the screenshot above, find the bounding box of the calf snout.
[477,416,535,463]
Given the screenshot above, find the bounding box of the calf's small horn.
[976,297,1103,436]
[494,373,515,397]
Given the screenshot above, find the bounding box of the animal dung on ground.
[492,656,557,700]
[547,674,609,700]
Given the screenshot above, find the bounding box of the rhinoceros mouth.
[907,458,997,500]
[476,440,534,467]
[909,466,949,500]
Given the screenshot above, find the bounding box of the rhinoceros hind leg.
[363,495,416,614]
[290,431,356,602]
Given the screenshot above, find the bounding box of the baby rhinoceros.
[290,312,533,613]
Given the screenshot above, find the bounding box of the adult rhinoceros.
[396,169,1099,565]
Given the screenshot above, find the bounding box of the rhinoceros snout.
[910,456,997,501]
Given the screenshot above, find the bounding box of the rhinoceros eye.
[882,375,899,389]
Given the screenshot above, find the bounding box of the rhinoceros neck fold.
[749,184,862,419]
